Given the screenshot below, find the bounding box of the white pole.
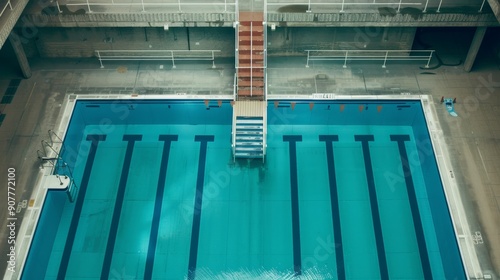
[141,0,145,12]
[56,0,62,13]
[479,0,486,12]
[437,0,442,12]
[8,0,12,10]
[307,0,311,12]
[224,0,227,12]
[397,0,402,12]
[423,0,429,12]
[212,51,216,68]
[306,51,310,68]
[343,51,348,68]
[382,51,388,68]
[178,0,182,12]
[340,0,345,12]
[171,51,176,68]
[97,51,104,68]
[425,50,434,68]
[86,0,92,13]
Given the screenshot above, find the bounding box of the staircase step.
[234,152,264,158]
[236,127,263,131]
[236,137,263,142]
[238,63,264,68]
[238,45,264,52]
[238,70,264,77]
[236,116,263,120]
[236,142,263,147]
[239,36,264,43]
[238,89,264,96]
[239,25,263,33]
[238,80,265,87]
[239,54,264,61]
[239,11,264,22]
[236,130,263,135]
[235,146,264,151]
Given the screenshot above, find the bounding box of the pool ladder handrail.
[37,129,63,170]
[37,130,79,202]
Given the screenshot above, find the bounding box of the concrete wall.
[23,27,235,58]
[267,27,417,56]
[22,26,417,58]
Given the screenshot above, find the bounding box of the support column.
[464,27,487,72]
[8,33,32,78]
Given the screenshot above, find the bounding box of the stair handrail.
[263,3,268,101]
[232,113,236,162]
[250,21,253,97]
[232,75,237,161]
[233,73,237,101]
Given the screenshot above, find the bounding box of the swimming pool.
[21,99,465,279]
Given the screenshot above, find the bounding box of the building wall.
[23,27,235,58]
[23,26,417,58]
[267,27,417,56]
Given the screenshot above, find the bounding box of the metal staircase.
[237,11,265,99]
[232,9,268,162]
[232,101,267,161]
[234,116,264,158]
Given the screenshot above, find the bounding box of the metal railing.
[61,0,237,13]
[263,2,268,101]
[36,130,78,202]
[95,49,220,68]
[0,0,12,18]
[266,0,488,13]
[305,49,435,68]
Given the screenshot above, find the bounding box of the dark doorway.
[412,27,476,67]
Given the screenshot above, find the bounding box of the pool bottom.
[22,122,464,280]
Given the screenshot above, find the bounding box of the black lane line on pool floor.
[390,135,433,279]
[319,135,345,280]
[57,134,107,280]
[144,135,178,280]
[101,134,142,280]
[354,135,389,279]
[283,135,302,275]
[187,135,215,280]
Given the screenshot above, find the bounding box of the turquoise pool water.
[23,100,465,279]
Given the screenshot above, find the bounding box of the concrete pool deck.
[0,56,499,278]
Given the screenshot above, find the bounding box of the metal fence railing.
[61,0,237,13]
[0,0,12,18]
[305,49,435,68]
[266,0,488,13]
[95,49,221,68]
